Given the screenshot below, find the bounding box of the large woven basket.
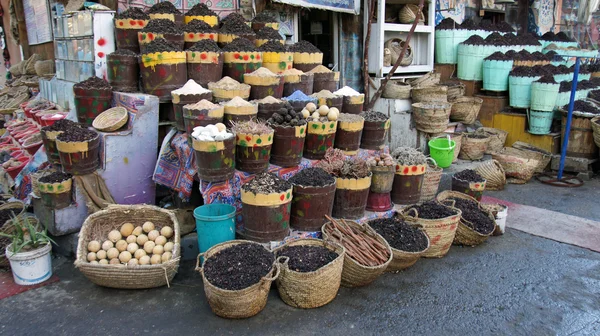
[479,127,508,154]
[74,204,181,289]
[436,191,495,246]
[475,160,506,191]
[444,81,466,101]
[399,4,424,24]
[197,240,278,319]
[410,72,441,88]
[511,141,552,173]
[92,107,129,132]
[273,239,345,309]
[366,221,430,272]
[383,81,411,99]
[400,204,462,258]
[492,147,539,184]
[458,133,490,161]
[412,85,448,103]
[384,38,413,66]
[34,60,55,77]
[450,97,483,124]
[420,157,443,202]
[0,201,27,267]
[590,116,600,148]
[322,221,392,287]
[412,102,452,133]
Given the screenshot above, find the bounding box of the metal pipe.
[557,57,580,180]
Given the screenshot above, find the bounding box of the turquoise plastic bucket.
[435,29,468,64]
[555,91,571,109]
[554,73,572,82]
[457,44,492,81]
[509,76,540,108]
[530,82,559,111]
[428,137,456,168]
[528,110,554,134]
[194,204,236,255]
[483,59,513,91]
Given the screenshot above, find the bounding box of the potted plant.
[1,216,54,285]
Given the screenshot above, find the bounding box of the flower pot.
[304,120,337,160]
[6,243,52,285]
[270,124,307,167]
[290,180,336,231]
[193,136,235,182]
[391,164,426,205]
[235,131,274,174]
[241,186,292,242]
[332,175,372,219]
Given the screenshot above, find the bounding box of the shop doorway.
[298,10,337,69]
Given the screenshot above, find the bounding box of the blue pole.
[557,57,580,180]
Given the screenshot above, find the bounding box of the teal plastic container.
[194,204,236,255]
[524,45,543,53]
[555,91,571,109]
[457,44,492,81]
[428,137,456,168]
[435,29,468,64]
[509,76,541,108]
[483,59,513,91]
[530,82,559,111]
[554,73,572,82]
[528,110,554,134]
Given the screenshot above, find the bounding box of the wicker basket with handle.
[436,191,495,246]
[384,38,413,66]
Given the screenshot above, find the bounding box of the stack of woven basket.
[410,73,453,134]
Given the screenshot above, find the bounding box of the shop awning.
[273,0,360,15]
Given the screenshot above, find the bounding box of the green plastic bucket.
[483,59,513,91]
[457,44,492,81]
[194,204,236,255]
[509,75,541,108]
[528,110,554,134]
[428,137,456,168]
[530,82,559,111]
[435,29,468,64]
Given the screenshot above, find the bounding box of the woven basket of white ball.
[74,204,181,289]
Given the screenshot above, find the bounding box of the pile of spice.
[38,171,72,184]
[172,79,211,95]
[484,32,510,46]
[143,38,179,53]
[220,12,247,27]
[564,100,600,114]
[259,40,287,52]
[535,75,557,84]
[115,7,149,20]
[223,96,255,108]
[140,19,182,35]
[368,218,428,252]
[74,76,112,90]
[391,147,426,165]
[275,245,338,273]
[453,169,485,183]
[220,14,255,35]
[334,86,362,97]
[186,3,217,16]
[311,89,339,99]
[361,111,388,122]
[208,76,249,90]
[188,39,221,52]
[42,119,81,133]
[185,99,219,111]
[448,197,496,234]
[308,65,333,74]
[337,113,363,124]
[436,18,459,30]
[183,19,216,33]
[110,49,138,57]
[256,96,281,105]
[246,67,279,78]
[288,40,321,53]
[147,1,181,14]
[484,52,512,61]
[56,127,98,142]
[242,172,292,194]
[288,167,335,186]
[252,12,278,23]
[256,27,282,40]
[221,38,259,52]
[541,31,576,42]
[462,35,486,46]
[267,101,307,127]
[406,200,459,219]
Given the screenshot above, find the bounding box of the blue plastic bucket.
[428,137,456,168]
[530,82,559,111]
[483,59,513,91]
[509,76,541,108]
[528,110,554,135]
[194,204,236,255]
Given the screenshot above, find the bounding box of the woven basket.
[412,102,452,134]
[92,107,129,132]
[420,157,443,202]
[321,221,392,287]
[273,239,345,309]
[492,147,539,184]
[450,97,483,124]
[458,133,490,161]
[384,38,413,67]
[383,81,411,99]
[25,54,41,75]
[591,116,600,148]
[412,85,448,103]
[410,72,441,88]
[479,128,508,154]
[436,191,495,246]
[74,204,181,289]
[444,81,466,101]
[197,240,278,318]
[366,222,430,272]
[34,60,55,77]
[398,4,424,24]
[475,160,506,191]
[511,141,552,173]
[0,201,26,267]
[400,204,462,258]
[9,63,22,76]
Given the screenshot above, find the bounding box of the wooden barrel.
[561,113,599,159]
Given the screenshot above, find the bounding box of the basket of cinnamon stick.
[321,216,392,287]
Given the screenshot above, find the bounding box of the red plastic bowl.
[14,129,38,141]
[0,137,12,145]
[23,140,43,156]
[40,112,68,127]
[5,157,29,179]
[10,150,25,158]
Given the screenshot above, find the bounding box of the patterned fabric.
[153,132,196,200]
[435,0,466,25]
[13,146,49,204]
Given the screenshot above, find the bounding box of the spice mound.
[143,38,179,52]
[242,172,292,194]
[276,245,338,272]
[74,76,111,90]
[391,147,426,165]
[172,79,211,95]
[259,40,287,52]
[221,38,259,52]
[453,169,485,182]
[361,111,388,122]
[288,167,335,186]
[183,19,216,33]
[110,49,138,57]
[448,197,495,234]
[42,119,81,132]
[309,65,333,73]
[406,201,459,219]
[334,86,361,97]
[186,3,217,16]
[252,12,278,23]
[289,40,321,53]
[56,127,98,142]
[140,19,182,34]
[220,15,254,35]
[246,67,279,78]
[187,39,221,52]
[148,1,181,14]
[115,7,149,20]
[185,99,219,110]
[256,27,282,40]
[209,76,247,90]
[368,218,428,252]
[39,171,72,184]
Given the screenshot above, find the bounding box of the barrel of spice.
[140,38,187,102]
[309,65,340,93]
[259,40,293,74]
[290,41,323,72]
[138,19,185,52]
[222,97,258,128]
[114,8,149,53]
[283,68,314,96]
[221,38,263,83]
[254,27,284,47]
[251,12,280,32]
[147,1,184,25]
[335,113,364,156]
[207,76,251,103]
[289,168,336,231]
[255,96,285,120]
[218,16,257,46]
[360,111,391,150]
[73,77,112,126]
[55,128,101,175]
[183,20,218,50]
[240,173,292,242]
[184,3,219,27]
[186,39,224,87]
[284,91,318,113]
[332,172,372,219]
[38,172,73,210]
[334,86,365,115]
[391,163,427,205]
[304,119,337,160]
[311,90,343,111]
[172,80,213,131]
[192,127,235,182]
[41,120,79,166]
[269,115,307,167]
[182,100,225,140]
[234,123,275,174]
[244,67,284,100]
[107,49,139,93]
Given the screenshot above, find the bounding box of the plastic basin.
[193,204,236,256]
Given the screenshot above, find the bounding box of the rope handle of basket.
[404,207,419,219]
[440,199,457,208]
[262,262,280,282]
[195,252,205,273]
[276,255,290,270]
[426,157,438,169]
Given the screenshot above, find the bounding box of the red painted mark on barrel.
[245,135,251,141]
[421,166,425,172]
[148,33,154,39]
[97,37,106,46]
[119,21,124,26]
[256,55,261,60]
[137,20,144,26]
[403,167,409,174]
[200,53,207,60]
[97,52,105,58]
[412,166,417,172]
[243,55,249,61]
[280,194,285,201]
[129,20,136,26]
[188,33,194,39]
[233,53,240,59]
[158,67,167,77]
